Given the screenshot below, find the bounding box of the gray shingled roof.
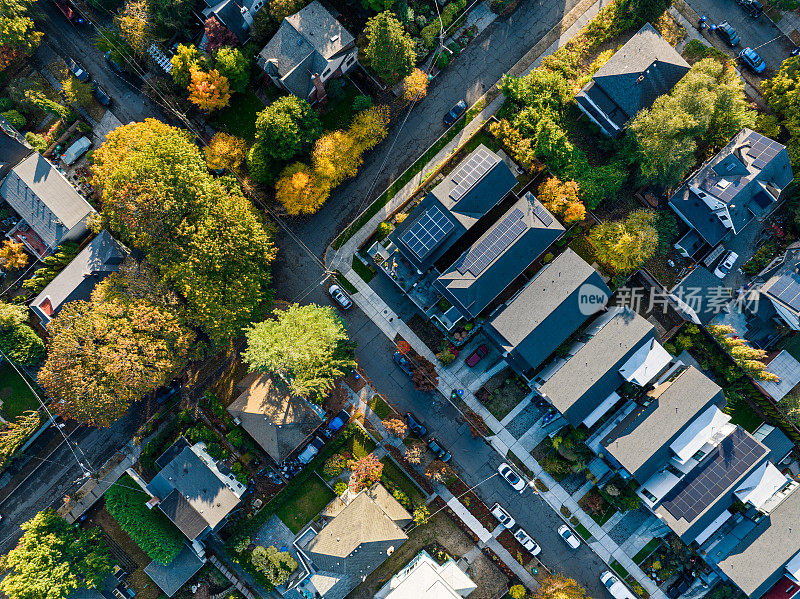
[485,249,610,374]
[539,308,655,426]
[435,193,564,320]
[602,366,725,479]
[717,487,800,597]
[144,547,204,597]
[29,230,128,325]
[0,153,95,249]
[581,23,689,127]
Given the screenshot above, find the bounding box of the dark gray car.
[715,21,740,46]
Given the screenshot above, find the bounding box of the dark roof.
[203,0,250,42]
[669,129,793,246]
[144,546,204,597]
[762,251,800,319]
[0,120,32,181]
[258,1,354,98]
[485,249,610,375]
[717,486,800,598]
[435,193,564,319]
[155,436,191,470]
[603,366,726,480]
[538,308,655,427]
[390,146,517,271]
[576,23,689,133]
[756,425,795,464]
[227,372,322,463]
[29,230,128,325]
[0,153,95,249]
[655,427,768,541]
[159,491,208,540]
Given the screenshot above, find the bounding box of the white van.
[601,571,637,599]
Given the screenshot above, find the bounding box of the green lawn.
[0,363,40,420]
[210,90,265,141]
[723,397,763,433]
[334,270,358,294]
[320,79,360,132]
[352,255,376,284]
[368,394,392,419]
[574,522,593,541]
[633,537,663,564]
[611,560,630,579]
[274,475,335,533]
[380,456,425,505]
[346,426,377,459]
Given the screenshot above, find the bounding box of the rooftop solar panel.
[775,274,800,311]
[660,428,765,523]
[448,149,499,203]
[532,201,554,226]
[455,207,526,276]
[768,274,794,300]
[402,205,454,259]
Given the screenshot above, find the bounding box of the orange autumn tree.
[348,453,383,491]
[275,162,331,216]
[401,68,428,103]
[0,240,28,270]
[188,67,231,112]
[204,132,247,172]
[537,177,585,225]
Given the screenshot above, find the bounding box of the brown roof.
[227,373,322,463]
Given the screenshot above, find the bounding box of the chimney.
[240,5,253,28]
[146,496,161,509]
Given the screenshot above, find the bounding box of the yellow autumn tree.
[312,131,360,187]
[401,68,428,103]
[537,177,586,225]
[275,162,331,216]
[204,132,247,172]
[0,240,28,270]
[350,105,391,152]
[187,67,231,113]
[116,0,151,58]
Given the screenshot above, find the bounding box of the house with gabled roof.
[670,129,793,260]
[1,152,95,259]
[575,23,690,138]
[257,1,356,104]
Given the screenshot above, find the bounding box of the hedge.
[105,475,185,565]
[420,0,468,48]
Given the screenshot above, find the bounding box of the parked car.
[427,437,452,462]
[736,0,763,17]
[667,572,695,599]
[52,0,87,24]
[297,436,325,464]
[490,503,515,528]
[715,21,740,46]
[498,462,526,492]
[443,99,468,126]
[464,344,489,367]
[601,571,637,599]
[66,57,90,82]
[406,412,428,437]
[93,83,111,106]
[104,51,124,74]
[154,380,181,404]
[714,250,739,278]
[514,527,541,556]
[739,47,766,73]
[393,351,413,376]
[325,409,350,436]
[558,525,581,549]
[328,284,352,310]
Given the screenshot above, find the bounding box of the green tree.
[363,11,416,84]
[250,546,298,588]
[268,0,309,22]
[147,0,196,38]
[0,510,111,599]
[0,0,43,71]
[0,411,40,469]
[252,95,322,162]
[0,302,44,365]
[215,46,249,93]
[244,303,357,401]
[588,209,659,274]
[363,0,395,12]
[170,43,201,89]
[61,74,94,109]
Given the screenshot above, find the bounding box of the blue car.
[443,99,467,126]
[325,409,351,435]
[393,351,413,377]
[739,47,766,73]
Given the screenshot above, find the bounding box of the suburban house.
[143,547,206,598]
[669,129,793,260]
[754,350,800,403]
[292,483,410,599]
[483,249,611,378]
[200,0,254,45]
[258,1,356,104]
[0,117,31,181]
[758,244,800,331]
[536,307,670,428]
[575,23,690,138]
[227,372,323,465]
[0,152,95,259]
[29,230,128,327]
[147,437,246,542]
[374,550,477,599]
[434,191,564,321]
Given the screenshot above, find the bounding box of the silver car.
[328,284,352,310]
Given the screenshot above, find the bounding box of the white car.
[491,503,515,528]
[714,250,739,279]
[558,524,581,549]
[328,284,352,310]
[513,527,541,556]
[498,462,526,492]
[601,571,637,599]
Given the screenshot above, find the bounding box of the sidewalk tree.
[588,209,658,274]
[0,0,43,71]
[347,453,383,491]
[274,161,331,215]
[244,303,357,401]
[382,417,407,437]
[349,105,391,151]
[537,177,585,225]
[402,68,428,103]
[116,0,152,57]
[170,44,202,89]
[215,47,249,93]
[251,96,323,162]
[0,509,111,599]
[188,67,231,112]
[509,586,527,599]
[404,440,425,463]
[61,74,94,109]
[205,132,247,172]
[411,355,438,391]
[534,574,588,599]
[0,411,40,469]
[425,459,454,482]
[363,11,416,84]
[0,240,28,270]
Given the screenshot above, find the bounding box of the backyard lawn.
[0,362,40,420]
[275,474,335,533]
[210,90,265,141]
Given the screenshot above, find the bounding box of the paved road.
[272,0,582,301]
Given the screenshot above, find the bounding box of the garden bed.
[274,474,335,534]
[407,313,448,354]
[380,455,426,506]
[578,487,618,526]
[368,394,393,419]
[476,369,530,420]
[497,528,531,565]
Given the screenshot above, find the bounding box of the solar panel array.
[402,205,454,259]
[448,149,499,203]
[532,201,554,226]
[660,428,765,523]
[746,133,783,171]
[456,208,526,276]
[767,271,800,311]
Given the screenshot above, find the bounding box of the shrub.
[509,583,527,599]
[436,51,450,69]
[352,94,373,111]
[250,546,298,588]
[233,536,250,553]
[334,481,348,495]
[376,221,392,240]
[0,98,12,111]
[323,453,348,477]
[436,348,455,365]
[543,252,554,263]
[0,324,44,365]
[25,132,47,152]
[227,428,244,448]
[2,110,26,130]
[232,461,248,484]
